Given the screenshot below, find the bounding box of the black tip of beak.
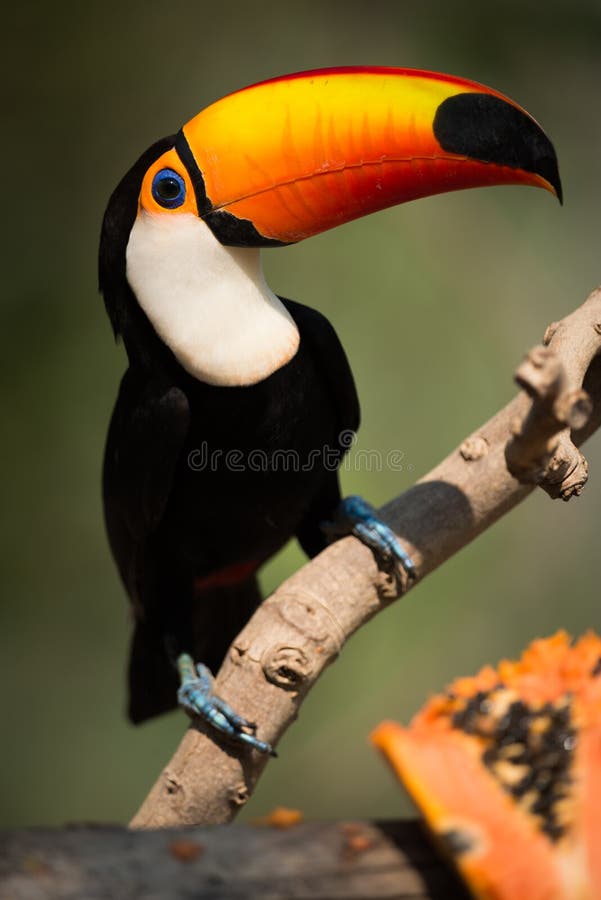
[553,170,563,206]
[433,92,563,204]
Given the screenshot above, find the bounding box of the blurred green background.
[3,0,601,826]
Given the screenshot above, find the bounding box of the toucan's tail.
[127,619,179,724]
[127,576,263,724]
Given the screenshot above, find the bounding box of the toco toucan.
[99,67,561,755]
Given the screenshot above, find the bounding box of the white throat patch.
[125,212,300,386]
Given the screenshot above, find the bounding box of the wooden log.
[0,820,470,899]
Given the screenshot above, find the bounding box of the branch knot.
[262,646,313,691]
[505,294,601,499]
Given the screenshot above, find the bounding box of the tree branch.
[131,287,601,829]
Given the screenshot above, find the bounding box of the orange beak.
[172,67,562,246]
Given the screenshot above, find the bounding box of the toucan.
[99,67,561,755]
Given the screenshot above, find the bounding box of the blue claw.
[333,495,417,579]
[177,654,276,756]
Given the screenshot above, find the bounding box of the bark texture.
[0,821,470,899]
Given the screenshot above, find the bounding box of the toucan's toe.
[326,495,417,580]
[177,655,275,756]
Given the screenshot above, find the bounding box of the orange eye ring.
[139,147,198,216]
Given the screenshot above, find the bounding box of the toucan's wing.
[281,297,360,443]
[280,298,360,557]
[102,369,190,605]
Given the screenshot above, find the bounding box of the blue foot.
[176,654,276,756]
[328,495,417,580]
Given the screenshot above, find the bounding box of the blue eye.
[151,168,186,209]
